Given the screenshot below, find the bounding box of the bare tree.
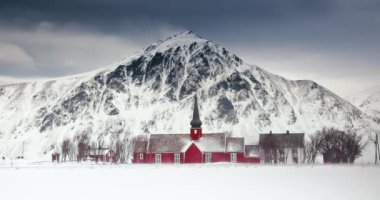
[369,132,380,164]
[68,141,76,161]
[225,131,233,138]
[303,134,323,163]
[76,133,90,162]
[346,131,367,163]
[260,135,278,164]
[114,138,129,163]
[307,127,366,163]
[61,138,72,162]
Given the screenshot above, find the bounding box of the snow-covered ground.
[0,163,379,200]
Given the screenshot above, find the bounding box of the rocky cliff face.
[0,31,374,160]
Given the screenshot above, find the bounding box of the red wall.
[162,153,175,163]
[200,152,260,163]
[203,152,246,163]
[133,151,260,164]
[236,153,245,163]
[204,152,226,162]
[132,147,261,164]
[143,153,183,164]
[132,153,147,164]
[185,143,203,163]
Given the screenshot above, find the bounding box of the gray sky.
[0,0,379,96]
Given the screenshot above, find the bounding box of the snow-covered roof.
[226,137,244,152]
[148,134,190,153]
[245,145,260,157]
[134,141,148,153]
[145,133,228,153]
[259,133,305,148]
[194,133,226,152]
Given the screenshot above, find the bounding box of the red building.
[132,95,260,164]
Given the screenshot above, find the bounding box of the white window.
[174,153,180,164]
[139,153,144,160]
[155,154,161,164]
[205,153,212,163]
[194,129,197,134]
[230,153,237,163]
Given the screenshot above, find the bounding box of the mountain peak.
[142,31,209,53]
[171,30,201,39]
[163,30,206,43]
[150,31,207,51]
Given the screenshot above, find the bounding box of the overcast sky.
[0,0,379,96]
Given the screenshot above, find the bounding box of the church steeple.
[190,95,202,140]
[190,95,202,128]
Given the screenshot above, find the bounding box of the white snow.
[0,164,379,200]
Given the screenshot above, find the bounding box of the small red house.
[132,95,260,164]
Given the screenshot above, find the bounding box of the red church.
[132,95,260,164]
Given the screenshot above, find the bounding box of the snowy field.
[0,163,379,200]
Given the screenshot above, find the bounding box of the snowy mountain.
[0,31,375,160]
[347,86,380,124]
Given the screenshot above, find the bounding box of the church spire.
[190,95,202,128]
[190,94,202,140]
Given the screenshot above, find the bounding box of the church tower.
[190,95,202,140]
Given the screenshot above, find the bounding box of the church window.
[205,153,212,163]
[174,153,180,164]
[230,153,237,163]
[155,154,161,164]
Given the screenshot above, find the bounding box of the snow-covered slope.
[347,86,380,123]
[0,31,374,160]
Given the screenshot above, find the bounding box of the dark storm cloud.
[0,0,336,33]
[0,0,380,96]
